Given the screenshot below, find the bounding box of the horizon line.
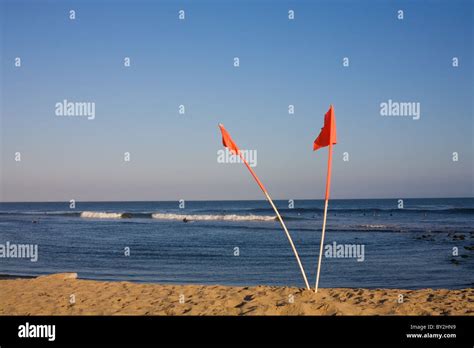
[0,197,472,204]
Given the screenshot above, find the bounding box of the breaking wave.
[0,210,277,221]
[151,213,276,222]
[80,211,131,219]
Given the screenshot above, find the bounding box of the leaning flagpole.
[312,105,337,293]
[239,154,311,290]
[218,124,311,290]
[315,143,333,293]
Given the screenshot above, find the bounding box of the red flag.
[314,105,338,292]
[313,105,337,151]
[218,123,240,155]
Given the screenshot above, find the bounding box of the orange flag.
[218,123,267,193]
[314,105,338,292]
[219,123,240,155]
[313,105,337,151]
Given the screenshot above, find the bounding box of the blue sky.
[1,0,472,201]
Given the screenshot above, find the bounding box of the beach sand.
[0,273,472,315]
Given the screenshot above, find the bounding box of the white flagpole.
[315,143,333,293]
[315,199,329,293]
[219,123,310,290]
[264,191,311,290]
[238,153,311,290]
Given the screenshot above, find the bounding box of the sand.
[0,273,472,315]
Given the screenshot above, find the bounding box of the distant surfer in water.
[183,217,189,223]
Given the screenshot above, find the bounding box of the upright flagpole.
[238,152,311,290]
[315,143,333,293]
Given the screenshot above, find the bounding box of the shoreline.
[0,273,472,316]
[0,273,472,290]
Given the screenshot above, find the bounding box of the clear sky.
[0,0,472,202]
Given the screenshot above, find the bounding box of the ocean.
[0,198,472,289]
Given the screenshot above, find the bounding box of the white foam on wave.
[80,211,125,219]
[151,213,276,222]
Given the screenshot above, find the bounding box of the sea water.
[0,198,472,289]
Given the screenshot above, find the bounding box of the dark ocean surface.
[0,198,472,289]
